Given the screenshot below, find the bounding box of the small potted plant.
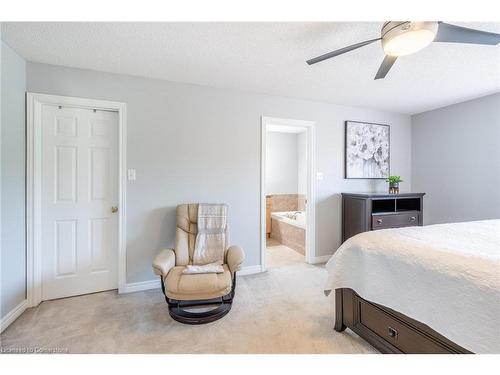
[387,175,403,194]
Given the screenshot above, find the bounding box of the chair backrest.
[175,204,229,266]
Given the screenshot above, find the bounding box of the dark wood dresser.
[342,192,425,242]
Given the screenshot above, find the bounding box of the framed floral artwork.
[345,121,390,179]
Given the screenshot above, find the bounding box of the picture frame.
[344,120,390,179]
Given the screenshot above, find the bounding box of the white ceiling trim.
[267,124,307,133]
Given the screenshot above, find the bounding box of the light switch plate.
[128,169,136,181]
[316,172,324,181]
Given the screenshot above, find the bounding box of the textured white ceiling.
[2,22,499,114]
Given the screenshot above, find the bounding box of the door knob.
[111,206,118,213]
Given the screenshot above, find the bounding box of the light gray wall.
[27,62,412,283]
[412,93,500,224]
[1,41,26,318]
[297,131,307,195]
[266,132,299,194]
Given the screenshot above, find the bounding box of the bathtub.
[271,211,306,229]
[270,211,306,255]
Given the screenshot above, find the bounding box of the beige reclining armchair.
[153,204,245,324]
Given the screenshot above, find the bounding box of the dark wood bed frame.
[335,288,472,354]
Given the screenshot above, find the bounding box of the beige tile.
[268,194,299,212]
[268,194,308,213]
[270,218,305,255]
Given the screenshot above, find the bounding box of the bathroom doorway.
[260,117,315,270]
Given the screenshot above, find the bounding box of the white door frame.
[26,92,127,307]
[260,116,316,270]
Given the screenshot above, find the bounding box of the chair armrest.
[226,245,245,273]
[152,248,176,276]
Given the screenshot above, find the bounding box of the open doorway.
[260,117,315,270]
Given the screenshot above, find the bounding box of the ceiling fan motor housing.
[381,21,439,56]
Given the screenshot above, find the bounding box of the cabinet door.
[343,197,369,241]
[266,198,272,234]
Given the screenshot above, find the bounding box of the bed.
[325,220,500,354]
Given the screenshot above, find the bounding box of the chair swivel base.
[168,301,232,325]
[161,275,236,325]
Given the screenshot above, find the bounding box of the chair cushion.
[175,203,229,266]
[165,264,232,300]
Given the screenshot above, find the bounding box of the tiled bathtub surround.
[267,194,306,255]
[267,194,306,212]
[270,217,305,255]
[297,196,306,211]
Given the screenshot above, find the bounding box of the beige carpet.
[0,246,376,354]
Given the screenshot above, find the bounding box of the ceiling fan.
[306,21,500,80]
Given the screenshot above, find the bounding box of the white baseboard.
[1,299,28,333]
[309,255,332,264]
[120,265,265,294]
[120,279,161,294]
[238,265,264,276]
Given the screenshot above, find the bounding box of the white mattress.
[325,220,500,353]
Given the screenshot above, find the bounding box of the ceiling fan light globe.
[381,21,439,57]
[383,30,436,56]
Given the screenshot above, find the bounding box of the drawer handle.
[377,219,383,224]
[388,326,398,339]
[409,216,416,222]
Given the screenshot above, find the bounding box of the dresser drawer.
[359,299,449,354]
[372,212,419,230]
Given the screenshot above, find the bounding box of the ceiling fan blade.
[374,55,397,80]
[435,22,500,45]
[306,38,380,65]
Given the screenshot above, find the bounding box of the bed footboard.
[334,288,471,354]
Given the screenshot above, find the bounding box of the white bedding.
[325,220,500,353]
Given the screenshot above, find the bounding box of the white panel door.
[41,105,119,301]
